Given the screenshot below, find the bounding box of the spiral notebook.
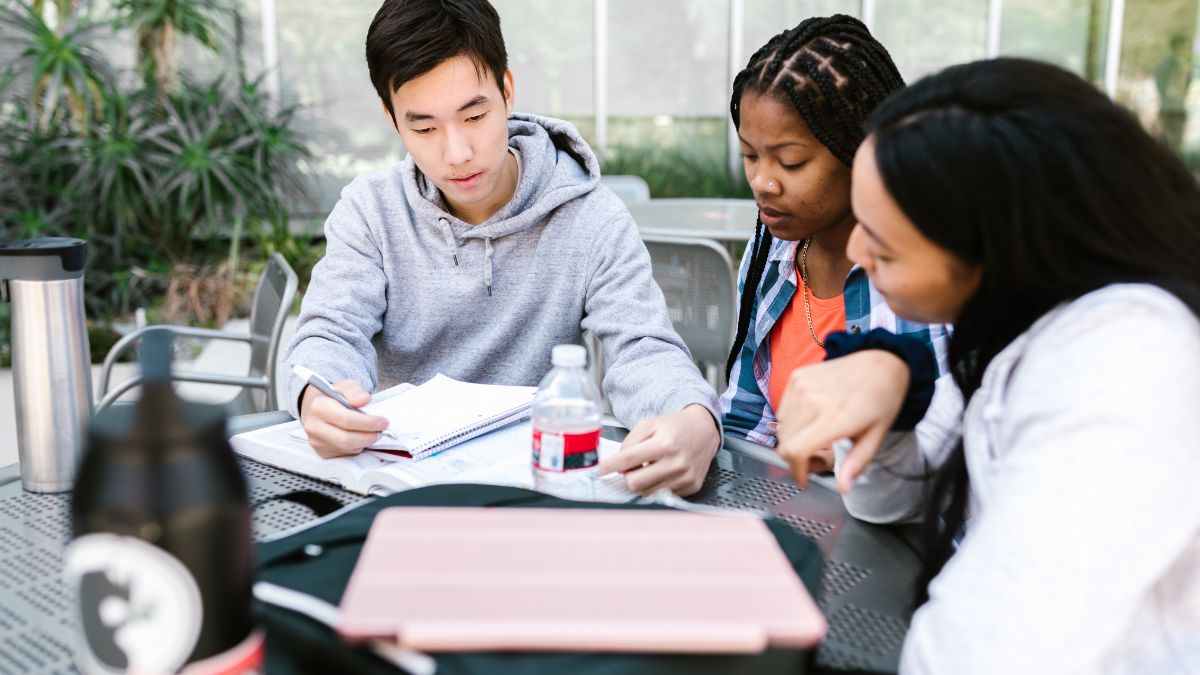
[288,374,537,459]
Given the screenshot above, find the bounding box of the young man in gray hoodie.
[282,0,721,496]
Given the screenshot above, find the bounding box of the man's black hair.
[366,0,509,124]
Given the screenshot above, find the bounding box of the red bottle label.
[532,428,600,472]
[181,630,264,675]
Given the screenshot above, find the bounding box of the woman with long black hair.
[776,58,1200,673]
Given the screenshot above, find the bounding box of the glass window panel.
[607,0,728,117]
[998,0,1108,80]
[274,0,403,214]
[227,4,266,81]
[871,0,988,81]
[741,0,861,66]
[1115,0,1200,160]
[605,0,729,191]
[175,10,243,83]
[492,0,594,142]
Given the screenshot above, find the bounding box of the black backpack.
[254,483,825,675]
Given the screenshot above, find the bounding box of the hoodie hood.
[402,112,601,242]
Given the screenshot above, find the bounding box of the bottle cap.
[551,344,587,367]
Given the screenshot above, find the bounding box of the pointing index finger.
[596,435,663,475]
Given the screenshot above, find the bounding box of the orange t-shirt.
[767,286,846,413]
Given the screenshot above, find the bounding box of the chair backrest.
[641,235,736,387]
[243,253,298,412]
[599,174,651,204]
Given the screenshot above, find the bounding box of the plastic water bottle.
[532,344,602,500]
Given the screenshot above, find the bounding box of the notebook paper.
[290,374,537,460]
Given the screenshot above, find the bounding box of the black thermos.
[66,329,257,674]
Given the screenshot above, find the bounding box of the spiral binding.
[411,404,533,460]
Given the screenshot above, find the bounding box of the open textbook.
[232,420,636,501]
[229,373,635,501]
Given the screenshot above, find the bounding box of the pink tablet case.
[337,507,827,653]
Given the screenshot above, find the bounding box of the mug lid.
[0,237,86,281]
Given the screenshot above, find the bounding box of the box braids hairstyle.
[724,15,905,379]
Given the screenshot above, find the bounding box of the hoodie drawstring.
[439,217,494,296]
[438,217,459,267]
[483,237,494,297]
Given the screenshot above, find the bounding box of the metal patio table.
[0,411,921,674]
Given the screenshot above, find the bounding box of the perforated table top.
[0,433,921,674]
[698,449,923,672]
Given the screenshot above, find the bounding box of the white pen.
[292,365,397,439]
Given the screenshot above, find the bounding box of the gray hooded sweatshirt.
[282,113,718,428]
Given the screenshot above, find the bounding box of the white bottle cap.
[551,344,587,367]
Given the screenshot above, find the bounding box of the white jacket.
[836,284,1200,675]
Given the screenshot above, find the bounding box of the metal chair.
[599,174,651,204]
[96,253,298,414]
[641,234,736,390]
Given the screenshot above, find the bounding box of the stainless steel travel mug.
[0,237,93,492]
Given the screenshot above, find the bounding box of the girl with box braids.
[724,15,905,380]
[719,15,946,457]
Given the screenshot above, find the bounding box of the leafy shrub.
[0,0,310,324]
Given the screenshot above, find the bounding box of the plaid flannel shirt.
[719,236,952,447]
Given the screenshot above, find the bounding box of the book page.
[369,422,530,491]
[368,422,637,503]
[231,420,384,493]
[362,375,536,454]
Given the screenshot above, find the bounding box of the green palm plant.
[112,0,226,92]
[0,0,110,131]
[0,105,75,238]
[604,141,753,200]
[233,79,312,217]
[147,85,257,260]
[62,91,168,315]
[223,78,313,273]
[0,95,160,317]
[1,0,311,326]
[144,79,307,255]
[64,92,159,253]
